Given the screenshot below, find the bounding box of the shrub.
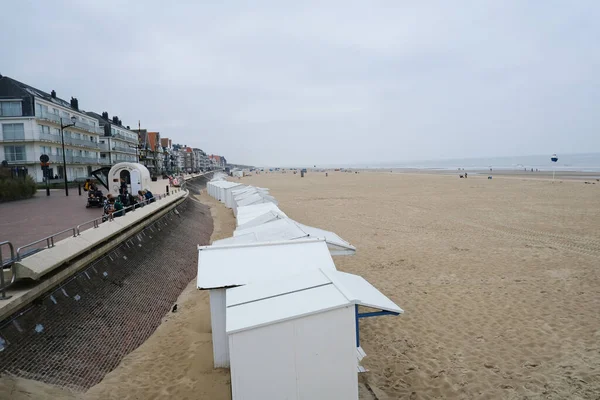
[0,176,37,202]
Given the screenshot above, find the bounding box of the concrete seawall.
[0,174,214,390]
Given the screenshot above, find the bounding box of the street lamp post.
[60,116,77,196]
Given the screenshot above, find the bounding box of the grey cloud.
[2,0,598,166]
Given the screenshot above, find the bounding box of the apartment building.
[135,129,161,175]
[0,74,104,183]
[86,111,138,165]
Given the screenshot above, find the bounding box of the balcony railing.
[38,132,99,149]
[36,111,98,134]
[112,131,138,144]
[112,144,137,153]
[47,154,102,165]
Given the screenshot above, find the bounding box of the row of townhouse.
[0,74,141,183]
[168,144,215,173]
[0,74,228,182]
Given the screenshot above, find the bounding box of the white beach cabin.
[232,218,357,256]
[106,162,151,197]
[197,238,337,368]
[235,203,287,230]
[207,180,226,199]
[222,183,245,208]
[226,268,403,400]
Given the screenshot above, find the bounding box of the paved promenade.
[0,179,173,255]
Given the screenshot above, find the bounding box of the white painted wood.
[209,288,230,368]
[322,269,403,314]
[229,318,297,400]
[236,203,286,228]
[226,284,348,334]
[225,268,402,334]
[294,307,358,400]
[223,183,244,208]
[236,210,285,230]
[233,218,308,241]
[226,269,330,307]
[212,232,258,246]
[197,239,335,290]
[293,221,356,255]
[228,307,358,400]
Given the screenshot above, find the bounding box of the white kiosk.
[107,162,151,196]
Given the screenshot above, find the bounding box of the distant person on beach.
[464,172,468,178]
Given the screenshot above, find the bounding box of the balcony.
[47,154,102,165]
[38,132,99,149]
[112,144,137,153]
[112,131,138,144]
[36,111,98,134]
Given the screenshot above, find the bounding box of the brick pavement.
[0,179,173,255]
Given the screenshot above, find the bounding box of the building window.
[4,145,26,161]
[2,123,25,140]
[39,125,51,135]
[0,101,22,117]
[35,103,49,116]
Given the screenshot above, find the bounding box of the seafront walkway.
[0,173,206,320]
[0,178,175,252]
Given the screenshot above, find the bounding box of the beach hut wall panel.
[208,180,231,200]
[223,183,245,208]
[226,268,402,400]
[217,181,242,203]
[197,239,337,368]
[209,288,229,368]
[228,307,357,400]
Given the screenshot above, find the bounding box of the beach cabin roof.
[231,218,356,255]
[236,192,272,207]
[212,232,259,246]
[226,268,402,334]
[236,203,286,228]
[293,221,356,255]
[233,218,308,241]
[197,239,336,290]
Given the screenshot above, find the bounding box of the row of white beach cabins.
[197,177,404,400]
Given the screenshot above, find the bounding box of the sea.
[347,153,600,173]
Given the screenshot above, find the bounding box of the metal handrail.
[16,187,185,260]
[16,227,77,260]
[1,241,16,299]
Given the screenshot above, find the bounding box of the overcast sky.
[2,1,598,166]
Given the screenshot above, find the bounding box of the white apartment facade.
[87,112,138,165]
[0,75,105,183]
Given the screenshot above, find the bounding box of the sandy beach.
[234,171,600,399]
[2,171,599,399]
